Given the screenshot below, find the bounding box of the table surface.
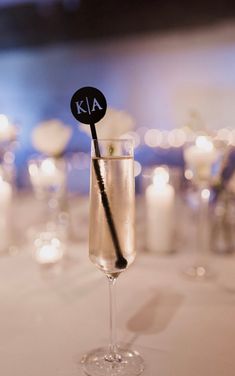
[1,194,235,376]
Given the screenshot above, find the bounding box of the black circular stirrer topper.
[70,86,107,124]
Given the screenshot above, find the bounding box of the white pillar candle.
[0,177,12,252]
[184,136,218,183]
[145,167,175,253]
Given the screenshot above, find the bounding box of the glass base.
[81,346,144,376]
[184,264,215,280]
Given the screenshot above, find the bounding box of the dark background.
[1,0,235,49]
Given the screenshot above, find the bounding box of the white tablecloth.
[1,194,235,376]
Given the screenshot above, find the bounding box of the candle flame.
[41,158,56,175]
[201,188,210,200]
[153,167,169,189]
[185,169,193,180]
[28,163,38,177]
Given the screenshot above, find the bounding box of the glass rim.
[91,138,134,157]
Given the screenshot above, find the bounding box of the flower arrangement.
[80,107,135,139]
[31,119,72,157]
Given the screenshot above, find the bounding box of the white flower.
[80,107,135,139]
[32,119,72,156]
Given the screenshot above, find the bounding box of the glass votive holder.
[28,156,66,199]
[28,156,68,264]
[28,156,67,222]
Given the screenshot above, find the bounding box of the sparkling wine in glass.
[81,139,144,376]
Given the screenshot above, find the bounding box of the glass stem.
[106,275,118,361]
[197,187,209,266]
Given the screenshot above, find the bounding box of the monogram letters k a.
[75,97,103,115]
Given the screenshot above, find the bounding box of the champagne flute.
[184,135,223,279]
[81,139,144,376]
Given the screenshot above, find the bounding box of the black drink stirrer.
[70,87,127,269]
[90,123,127,269]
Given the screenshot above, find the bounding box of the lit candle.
[0,177,12,252]
[184,136,218,183]
[0,114,16,142]
[145,167,175,253]
[29,158,65,189]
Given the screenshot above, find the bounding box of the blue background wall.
[1,22,235,190]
